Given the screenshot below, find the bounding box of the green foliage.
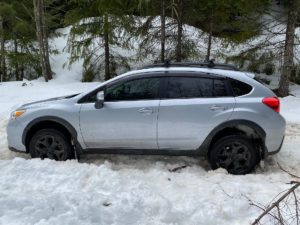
[0,0,281,82]
[263,63,275,75]
[65,0,135,81]
[247,60,261,73]
[192,0,271,43]
[82,64,96,82]
[0,0,62,81]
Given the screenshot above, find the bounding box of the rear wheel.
[29,129,73,161]
[209,135,258,175]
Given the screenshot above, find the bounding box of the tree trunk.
[206,10,213,62]
[175,0,183,62]
[160,0,166,63]
[104,13,110,81]
[278,0,300,97]
[0,16,6,82]
[14,39,19,81]
[33,0,52,82]
[20,47,24,80]
[41,0,52,80]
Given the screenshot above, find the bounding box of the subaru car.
[7,62,286,174]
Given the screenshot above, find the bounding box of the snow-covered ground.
[0,77,300,225]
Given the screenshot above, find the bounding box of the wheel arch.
[199,119,266,158]
[22,116,80,153]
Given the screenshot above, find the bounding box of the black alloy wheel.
[29,129,73,161]
[209,135,258,175]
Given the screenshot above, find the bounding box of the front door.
[79,77,161,149]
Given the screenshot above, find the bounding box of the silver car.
[7,62,286,174]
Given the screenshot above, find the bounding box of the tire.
[208,135,258,175]
[29,129,73,161]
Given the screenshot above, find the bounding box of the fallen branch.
[169,165,187,173]
[251,182,300,225]
[278,163,300,179]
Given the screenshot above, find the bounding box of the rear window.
[230,79,253,96]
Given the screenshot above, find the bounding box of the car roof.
[121,67,253,81]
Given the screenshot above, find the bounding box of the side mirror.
[95,91,104,109]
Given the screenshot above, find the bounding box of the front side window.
[166,76,230,98]
[105,77,160,101]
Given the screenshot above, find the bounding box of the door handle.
[138,108,153,114]
[209,105,227,111]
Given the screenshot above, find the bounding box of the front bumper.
[7,119,27,152]
[9,146,27,153]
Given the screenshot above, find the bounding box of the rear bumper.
[266,136,284,156]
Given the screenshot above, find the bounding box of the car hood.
[21,93,80,109]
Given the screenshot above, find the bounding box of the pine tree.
[65,0,135,81]
[192,0,270,61]
[136,0,200,63]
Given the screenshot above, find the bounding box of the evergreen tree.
[0,0,61,82]
[192,0,270,61]
[136,0,200,63]
[65,0,135,81]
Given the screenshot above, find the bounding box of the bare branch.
[251,182,300,225]
[278,163,300,179]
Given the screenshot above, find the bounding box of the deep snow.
[0,25,300,225]
[1,74,300,225]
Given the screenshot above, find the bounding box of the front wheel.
[29,129,73,161]
[208,135,258,175]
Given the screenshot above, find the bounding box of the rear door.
[157,73,236,150]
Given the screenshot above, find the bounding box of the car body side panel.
[7,99,85,152]
[231,97,286,152]
[79,100,160,149]
[157,97,236,150]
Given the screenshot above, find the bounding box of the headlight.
[11,109,26,120]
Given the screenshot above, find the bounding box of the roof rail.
[141,60,239,71]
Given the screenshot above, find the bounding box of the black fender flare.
[198,119,266,155]
[22,116,79,147]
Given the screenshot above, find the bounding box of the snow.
[0,22,300,225]
[0,76,300,225]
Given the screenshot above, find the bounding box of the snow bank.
[0,79,300,225]
[0,156,296,225]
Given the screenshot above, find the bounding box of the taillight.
[262,97,280,113]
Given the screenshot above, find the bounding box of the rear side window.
[230,79,253,96]
[165,77,229,99]
[213,79,228,97]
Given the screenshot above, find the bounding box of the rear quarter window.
[230,79,253,96]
